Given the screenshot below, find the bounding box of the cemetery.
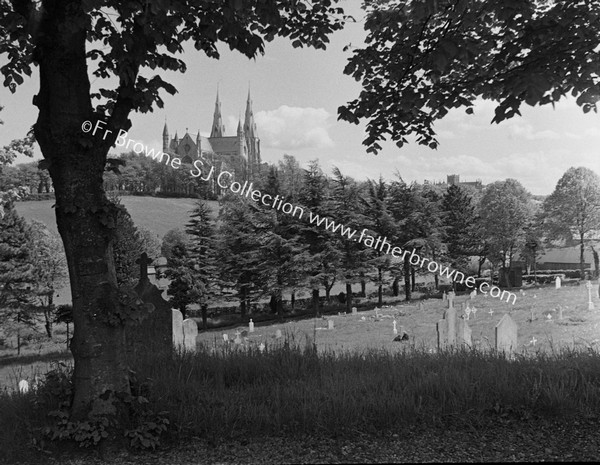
[2,0,600,461]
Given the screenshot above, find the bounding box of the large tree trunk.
[33,2,133,420]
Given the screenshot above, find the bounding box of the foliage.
[542,166,600,277]
[339,0,600,152]
[112,199,154,287]
[161,228,189,263]
[442,184,479,271]
[164,243,203,320]
[479,179,533,276]
[28,220,68,337]
[0,202,37,352]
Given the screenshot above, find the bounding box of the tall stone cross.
[136,252,153,282]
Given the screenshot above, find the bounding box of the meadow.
[15,197,219,239]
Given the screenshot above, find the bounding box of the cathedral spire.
[210,89,225,138]
[244,87,257,139]
[162,118,169,151]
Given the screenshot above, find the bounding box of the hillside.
[15,196,220,238]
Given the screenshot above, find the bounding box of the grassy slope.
[15,196,220,238]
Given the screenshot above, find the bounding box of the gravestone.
[182,319,198,352]
[460,302,465,311]
[558,306,564,320]
[470,289,477,299]
[586,281,595,310]
[127,253,173,360]
[352,307,357,315]
[393,320,398,335]
[464,306,471,321]
[259,343,265,353]
[495,314,518,356]
[275,329,282,339]
[18,379,29,394]
[555,276,561,289]
[172,309,184,351]
[447,291,455,309]
[457,318,472,348]
[328,319,334,330]
[222,333,229,342]
[234,331,242,344]
[249,319,255,333]
[418,302,424,312]
[442,292,447,302]
[437,307,457,350]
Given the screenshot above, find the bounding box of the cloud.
[254,105,334,150]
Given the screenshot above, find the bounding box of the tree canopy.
[339,0,600,153]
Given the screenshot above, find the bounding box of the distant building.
[161,89,262,194]
[424,174,484,191]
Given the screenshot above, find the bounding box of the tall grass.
[2,342,600,462]
[134,342,600,440]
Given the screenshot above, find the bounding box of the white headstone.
[352,307,357,315]
[495,314,518,356]
[457,318,472,348]
[470,289,476,299]
[18,379,29,394]
[182,319,198,352]
[234,331,242,344]
[172,309,184,350]
[437,307,457,350]
[555,276,561,289]
[586,280,595,310]
[328,319,334,330]
[464,306,471,320]
[222,333,229,342]
[275,329,282,339]
[249,319,255,333]
[259,343,265,353]
[393,320,398,335]
[558,306,564,320]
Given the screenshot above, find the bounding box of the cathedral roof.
[209,136,242,154]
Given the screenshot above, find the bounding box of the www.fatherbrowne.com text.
[83,120,517,305]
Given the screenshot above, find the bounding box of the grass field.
[15,196,220,238]
[197,283,600,355]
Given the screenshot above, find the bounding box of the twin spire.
[162,87,257,142]
[210,87,257,139]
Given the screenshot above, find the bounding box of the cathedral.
[161,89,262,192]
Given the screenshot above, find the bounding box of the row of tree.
[158,154,600,324]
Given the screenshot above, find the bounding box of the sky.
[1,1,599,196]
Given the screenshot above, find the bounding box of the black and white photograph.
[1,0,600,462]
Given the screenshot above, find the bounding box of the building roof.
[210,136,242,154]
[538,245,595,264]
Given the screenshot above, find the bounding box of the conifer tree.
[185,201,219,328]
[217,194,265,318]
[329,167,369,312]
[0,201,36,354]
[361,177,396,306]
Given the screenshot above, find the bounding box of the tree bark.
[345,282,352,313]
[312,288,320,317]
[33,0,134,420]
